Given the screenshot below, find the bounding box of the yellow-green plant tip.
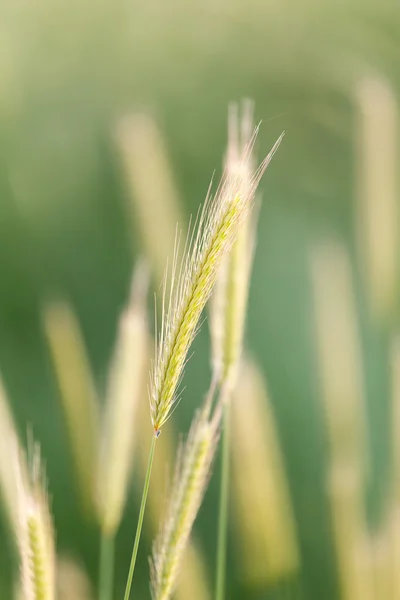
[151,412,220,600]
[150,130,283,434]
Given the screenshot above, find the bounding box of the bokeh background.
[1,1,400,599]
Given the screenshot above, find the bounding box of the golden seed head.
[150,129,283,433]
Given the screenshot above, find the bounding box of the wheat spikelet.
[231,356,299,584]
[16,440,55,600]
[210,101,259,385]
[42,302,99,517]
[150,131,283,434]
[97,262,150,535]
[151,411,220,600]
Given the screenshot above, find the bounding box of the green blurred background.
[1,1,400,598]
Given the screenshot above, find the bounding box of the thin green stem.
[99,531,115,600]
[123,434,157,600]
[215,399,231,600]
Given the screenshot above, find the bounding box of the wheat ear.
[150,130,283,434]
[98,261,150,536]
[151,410,221,600]
[211,101,259,386]
[16,439,55,600]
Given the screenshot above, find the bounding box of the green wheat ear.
[151,410,221,600]
[16,439,55,600]
[150,129,284,434]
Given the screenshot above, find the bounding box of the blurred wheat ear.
[0,375,24,536]
[42,302,99,519]
[15,438,55,600]
[354,75,399,323]
[97,260,150,537]
[115,113,186,289]
[311,241,371,600]
[231,356,300,586]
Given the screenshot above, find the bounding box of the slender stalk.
[124,434,157,600]
[99,532,115,600]
[215,398,231,600]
